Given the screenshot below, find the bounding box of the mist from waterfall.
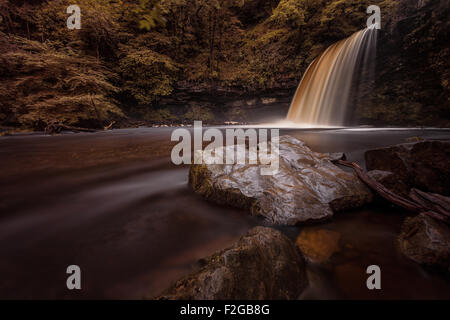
[286,27,378,126]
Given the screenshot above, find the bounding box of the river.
[0,127,449,299]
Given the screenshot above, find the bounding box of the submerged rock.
[296,229,341,263]
[156,227,308,300]
[398,214,450,272]
[365,141,450,196]
[189,136,373,225]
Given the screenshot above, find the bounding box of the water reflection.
[0,128,449,299]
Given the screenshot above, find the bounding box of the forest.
[0,0,448,131]
[0,0,449,302]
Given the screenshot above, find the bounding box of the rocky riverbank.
[156,138,450,299]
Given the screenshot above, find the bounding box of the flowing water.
[0,127,449,299]
[287,27,378,126]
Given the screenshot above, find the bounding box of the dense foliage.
[0,0,447,129]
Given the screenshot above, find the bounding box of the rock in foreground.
[398,214,450,272]
[156,227,308,300]
[365,141,450,196]
[189,136,373,225]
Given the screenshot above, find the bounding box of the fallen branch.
[104,121,116,131]
[409,189,450,218]
[333,160,424,212]
[421,211,449,225]
[45,123,98,134]
[332,159,450,225]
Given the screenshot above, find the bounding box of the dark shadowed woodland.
[0,0,448,131]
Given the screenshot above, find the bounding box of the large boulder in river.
[398,214,450,272]
[156,227,308,300]
[189,135,373,225]
[365,141,450,196]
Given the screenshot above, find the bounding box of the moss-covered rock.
[398,214,450,272]
[189,135,373,225]
[156,226,308,300]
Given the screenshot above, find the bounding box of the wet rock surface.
[156,226,308,300]
[367,170,410,198]
[189,135,373,225]
[296,229,341,263]
[324,152,347,162]
[365,141,450,196]
[398,214,450,272]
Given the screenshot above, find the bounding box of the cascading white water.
[286,27,377,126]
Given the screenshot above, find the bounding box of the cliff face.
[355,0,449,126]
[160,0,449,126]
[151,0,384,124]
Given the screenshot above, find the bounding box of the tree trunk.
[208,10,217,80]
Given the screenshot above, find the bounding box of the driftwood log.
[44,121,116,134]
[45,124,97,134]
[333,159,450,225]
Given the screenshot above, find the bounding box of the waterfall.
[286,27,378,126]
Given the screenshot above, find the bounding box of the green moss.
[184,105,214,122]
[0,0,446,129]
[119,49,180,105]
[144,108,177,123]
